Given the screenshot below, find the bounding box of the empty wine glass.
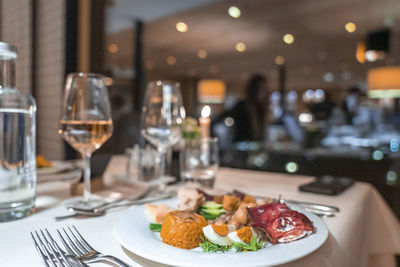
[140,81,185,183]
[59,73,113,208]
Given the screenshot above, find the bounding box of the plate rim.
[113,198,329,267]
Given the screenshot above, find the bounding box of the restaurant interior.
[1,0,400,266]
[103,0,400,218]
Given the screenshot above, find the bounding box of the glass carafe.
[0,42,37,221]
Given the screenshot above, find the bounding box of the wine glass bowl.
[59,73,113,207]
[140,81,185,181]
[141,81,184,152]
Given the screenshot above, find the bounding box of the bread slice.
[145,203,173,223]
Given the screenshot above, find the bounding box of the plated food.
[145,188,315,253]
[114,196,328,267]
[36,155,52,168]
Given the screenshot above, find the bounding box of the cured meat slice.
[247,202,314,244]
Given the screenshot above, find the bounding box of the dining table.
[1,155,400,267]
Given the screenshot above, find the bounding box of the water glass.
[0,42,37,222]
[137,145,162,182]
[180,138,219,188]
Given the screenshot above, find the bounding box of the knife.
[234,190,340,213]
[282,199,340,213]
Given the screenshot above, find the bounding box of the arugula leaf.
[199,236,264,253]
[199,236,231,253]
[149,223,162,232]
[231,237,265,252]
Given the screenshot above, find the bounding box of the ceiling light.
[235,42,246,52]
[197,49,208,59]
[166,56,176,65]
[365,50,386,62]
[176,22,188,33]
[107,43,118,54]
[275,56,285,65]
[228,6,241,18]
[345,22,357,33]
[283,34,294,44]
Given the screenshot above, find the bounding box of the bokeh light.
[390,139,400,152]
[235,42,246,52]
[176,22,188,32]
[345,22,357,33]
[285,162,298,173]
[228,6,241,18]
[197,49,208,59]
[275,56,285,65]
[386,171,398,185]
[372,150,384,160]
[107,43,119,54]
[283,34,295,44]
[166,56,177,65]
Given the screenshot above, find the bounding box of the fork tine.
[44,229,70,266]
[62,227,85,256]
[31,232,51,267]
[67,226,90,254]
[34,231,58,267]
[40,229,66,267]
[57,229,75,256]
[71,225,95,251]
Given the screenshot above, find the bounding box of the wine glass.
[59,73,113,208]
[140,81,185,183]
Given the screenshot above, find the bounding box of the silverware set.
[55,191,175,220]
[31,225,130,267]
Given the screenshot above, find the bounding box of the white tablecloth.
[1,156,399,267]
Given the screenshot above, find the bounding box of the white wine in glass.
[59,120,113,156]
[59,73,113,208]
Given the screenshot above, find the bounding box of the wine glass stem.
[82,153,92,201]
[160,151,167,178]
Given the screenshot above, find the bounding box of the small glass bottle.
[0,42,37,221]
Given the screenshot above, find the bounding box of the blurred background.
[1,0,400,217]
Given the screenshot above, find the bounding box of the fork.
[57,225,131,267]
[30,229,87,267]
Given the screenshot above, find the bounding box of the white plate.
[114,199,329,267]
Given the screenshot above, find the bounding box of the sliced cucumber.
[201,201,223,210]
[201,213,219,221]
[201,208,226,216]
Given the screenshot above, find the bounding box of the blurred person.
[310,92,336,121]
[342,87,362,124]
[212,74,269,143]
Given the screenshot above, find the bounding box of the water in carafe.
[0,42,36,221]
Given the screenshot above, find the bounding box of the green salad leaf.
[199,236,265,253]
[231,237,265,252]
[199,236,231,253]
[149,223,162,232]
